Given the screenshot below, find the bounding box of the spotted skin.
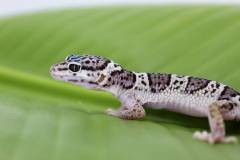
[185,77,210,94]
[218,86,239,100]
[147,73,171,93]
[104,70,136,89]
[50,54,240,144]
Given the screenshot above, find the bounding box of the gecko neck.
[101,69,137,97]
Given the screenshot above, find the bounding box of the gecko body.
[50,54,240,144]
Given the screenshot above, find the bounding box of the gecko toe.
[221,136,238,144]
[105,108,119,117]
[193,131,238,144]
[193,131,211,143]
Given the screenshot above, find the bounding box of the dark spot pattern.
[151,88,156,93]
[201,82,221,97]
[220,103,235,112]
[68,79,79,82]
[57,68,68,71]
[60,62,67,65]
[141,81,147,86]
[203,90,208,95]
[147,73,171,93]
[173,80,179,85]
[114,64,120,68]
[89,81,98,85]
[82,57,110,71]
[66,55,110,71]
[104,69,136,89]
[169,77,187,91]
[216,83,220,89]
[185,77,210,94]
[218,86,239,100]
[211,89,217,94]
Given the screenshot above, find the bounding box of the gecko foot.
[105,108,120,117]
[105,105,145,120]
[193,131,238,144]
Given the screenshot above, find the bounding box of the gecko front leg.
[105,104,145,120]
[193,101,238,144]
[105,93,145,120]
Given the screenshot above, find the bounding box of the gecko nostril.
[50,66,56,72]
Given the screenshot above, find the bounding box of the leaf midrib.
[0,66,118,106]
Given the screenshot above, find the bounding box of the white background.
[0,0,240,17]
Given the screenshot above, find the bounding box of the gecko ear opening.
[97,74,106,83]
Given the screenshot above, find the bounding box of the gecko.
[50,54,240,144]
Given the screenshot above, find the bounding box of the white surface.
[0,0,240,17]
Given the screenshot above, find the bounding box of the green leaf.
[0,6,240,160]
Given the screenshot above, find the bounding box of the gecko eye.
[68,63,81,72]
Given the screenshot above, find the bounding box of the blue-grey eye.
[69,63,81,72]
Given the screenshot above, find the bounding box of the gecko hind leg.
[105,104,145,120]
[193,102,238,144]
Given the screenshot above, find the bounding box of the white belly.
[143,92,217,117]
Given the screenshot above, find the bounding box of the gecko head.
[50,54,122,89]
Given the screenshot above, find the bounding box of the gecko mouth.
[50,73,63,81]
[50,66,64,80]
[68,79,79,83]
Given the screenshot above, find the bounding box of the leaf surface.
[0,6,240,160]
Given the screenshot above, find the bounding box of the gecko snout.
[50,65,56,72]
[50,64,62,78]
[50,64,59,74]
